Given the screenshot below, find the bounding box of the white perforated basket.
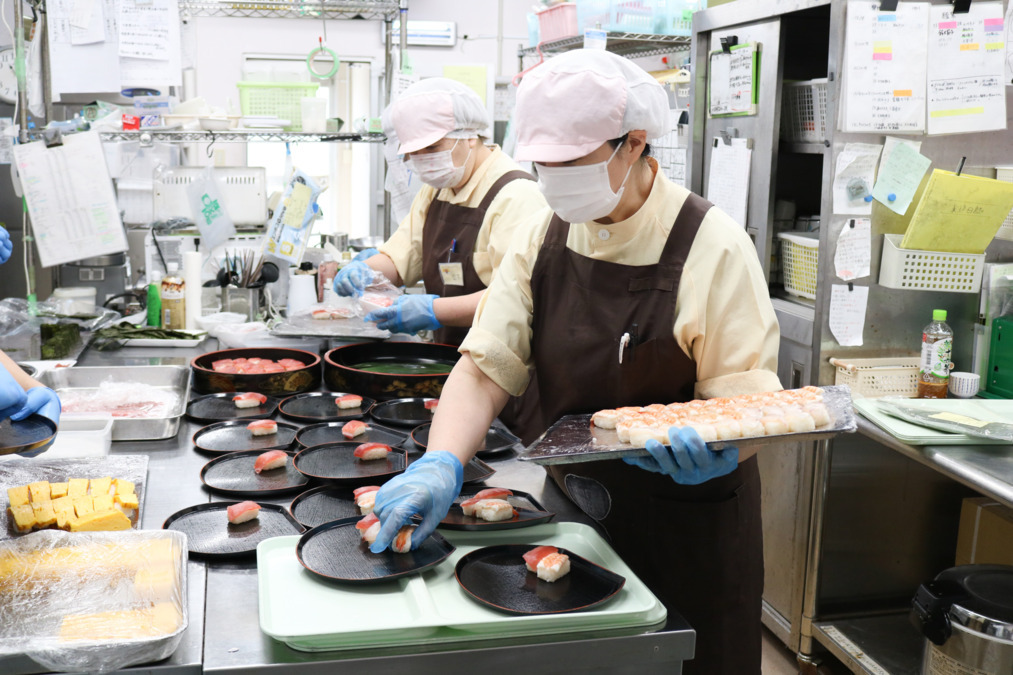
[830,357,920,398]
[778,231,820,299]
[879,234,985,294]
[781,79,828,143]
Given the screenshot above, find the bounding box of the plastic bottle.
[146,271,162,327]
[917,309,953,399]
[160,263,186,330]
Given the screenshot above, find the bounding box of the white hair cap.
[387,77,491,154]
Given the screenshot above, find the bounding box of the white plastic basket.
[830,357,920,398]
[879,234,985,294]
[781,79,828,143]
[997,166,1013,242]
[778,231,820,299]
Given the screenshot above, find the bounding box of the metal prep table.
[6,340,696,675]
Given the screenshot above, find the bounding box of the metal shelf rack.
[98,130,387,143]
[178,0,399,20]
[517,32,691,60]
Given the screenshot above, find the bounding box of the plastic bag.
[186,165,236,252]
[0,529,187,674]
[875,398,1013,442]
[356,269,403,316]
[271,298,390,339]
[262,169,325,266]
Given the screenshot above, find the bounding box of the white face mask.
[406,139,472,189]
[536,142,633,223]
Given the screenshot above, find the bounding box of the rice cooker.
[910,565,1013,675]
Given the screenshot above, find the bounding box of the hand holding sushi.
[622,426,738,486]
[365,295,441,334]
[369,451,463,553]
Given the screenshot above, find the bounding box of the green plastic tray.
[855,398,1013,445]
[257,522,666,652]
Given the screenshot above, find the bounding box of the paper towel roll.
[183,251,203,331]
[287,273,316,317]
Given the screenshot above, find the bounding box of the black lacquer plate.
[455,544,625,615]
[0,415,57,456]
[411,422,520,458]
[368,398,438,428]
[163,502,304,560]
[187,392,280,424]
[293,442,407,486]
[200,450,308,497]
[439,489,554,531]
[279,392,375,423]
[404,453,495,485]
[289,485,371,529]
[295,421,407,449]
[296,517,455,584]
[193,420,299,454]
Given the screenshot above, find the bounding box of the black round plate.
[279,392,375,423]
[455,544,625,615]
[200,450,308,497]
[296,517,455,584]
[411,423,519,458]
[289,485,365,529]
[0,415,58,456]
[440,489,554,531]
[294,442,407,485]
[295,421,407,449]
[162,502,304,560]
[404,454,495,485]
[187,392,280,424]
[193,420,299,454]
[368,398,438,428]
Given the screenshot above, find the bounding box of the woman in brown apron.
[368,52,781,674]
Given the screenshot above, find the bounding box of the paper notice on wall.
[13,131,127,267]
[843,1,929,133]
[1006,2,1013,85]
[927,3,1006,135]
[832,143,883,214]
[708,44,758,116]
[834,218,871,281]
[705,137,751,227]
[70,0,105,45]
[0,119,13,164]
[829,284,869,347]
[872,140,931,215]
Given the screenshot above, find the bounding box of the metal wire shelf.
[178,0,400,20]
[518,33,691,59]
[99,130,387,143]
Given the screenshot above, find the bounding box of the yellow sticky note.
[442,65,488,104]
[900,170,1013,254]
[282,182,312,230]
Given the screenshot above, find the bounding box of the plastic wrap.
[1,456,148,539]
[0,529,188,673]
[356,270,404,316]
[875,398,1013,442]
[271,298,391,340]
[59,380,180,419]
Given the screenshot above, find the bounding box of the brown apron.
[528,193,764,675]
[421,170,533,346]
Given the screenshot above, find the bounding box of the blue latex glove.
[365,294,441,334]
[11,386,62,425]
[622,426,738,485]
[370,451,463,553]
[0,227,12,265]
[353,247,380,262]
[0,369,27,420]
[332,260,374,297]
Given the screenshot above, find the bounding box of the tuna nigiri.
[254,450,288,474]
[335,394,363,410]
[227,501,261,524]
[354,442,391,461]
[392,525,416,553]
[523,545,558,572]
[248,419,278,436]
[424,398,439,413]
[352,485,380,499]
[233,392,267,409]
[355,512,381,544]
[459,488,513,516]
[342,420,369,439]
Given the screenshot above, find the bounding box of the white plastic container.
[300,98,327,133]
[879,234,985,294]
[50,287,97,316]
[39,414,113,458]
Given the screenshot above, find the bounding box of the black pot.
[323,342,460,400]
[191,348,321,396]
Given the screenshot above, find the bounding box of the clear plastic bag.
[186,165,236,252]
[356,270,403,316]
[271,298,391,339]
[875,398,1013,442]
[0,529,188,674]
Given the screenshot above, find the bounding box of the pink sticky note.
[873,53,893,60]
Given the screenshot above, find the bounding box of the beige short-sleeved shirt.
[378,146,548,289]
[460,159,782,401]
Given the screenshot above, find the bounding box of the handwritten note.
[833,143,883,214]
[872,141,932,215]
[708,44,757,116]
[844,1,929,133]
[830,284,869,347]
[901,169,1013,253]
[835,218,871,281]
[118,0,171,60]
[705,137,752,227]
[927,3,1006,135]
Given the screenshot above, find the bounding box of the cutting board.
[257,522,666,652]
[854,398,1013,445]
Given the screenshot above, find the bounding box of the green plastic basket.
[237,81,320,131]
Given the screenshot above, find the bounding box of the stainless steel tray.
[520,385,857,466]
[40,366,191,441]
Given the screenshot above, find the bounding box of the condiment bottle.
[917,309,952,399]
[160,262,186,330]
[146,271,162,327]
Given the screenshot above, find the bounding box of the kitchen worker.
[0,351,61,427]
[367,51,780,674]
[332,77,548,346]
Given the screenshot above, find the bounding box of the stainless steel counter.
[9,340,695,674]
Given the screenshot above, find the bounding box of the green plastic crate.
[236,81,319,131]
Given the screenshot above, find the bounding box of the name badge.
[439,262,465,286]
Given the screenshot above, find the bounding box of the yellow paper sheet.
[442,65,488,104]
[900,170,1013,254]
[282,182,312,230]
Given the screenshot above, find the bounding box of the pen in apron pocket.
[448,238,456,262]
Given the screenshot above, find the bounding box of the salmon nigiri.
[342,420,369,439]
[227,501,261,524]
[335,394,363,409]
[254,450,288,474]
[247,419,278,436]
[523,546,558,572]
[233,392,267,408]
[353,442,391,460]
[355,512,380,544]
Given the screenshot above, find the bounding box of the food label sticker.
[439,262,464,286]
[929,412,989,428]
